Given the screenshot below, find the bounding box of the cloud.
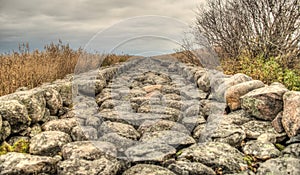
[0,0,201,54]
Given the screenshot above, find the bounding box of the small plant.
[0,139,30,155]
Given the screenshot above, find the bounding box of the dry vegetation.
[0,41,130,96]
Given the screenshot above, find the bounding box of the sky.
[0,0,204,56]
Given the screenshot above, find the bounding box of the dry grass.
[0,41,130,96]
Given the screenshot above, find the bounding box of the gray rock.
[123,164,175,175]
[42,118,78,135]
[200,100,226,117]
[1,88,47,123]
[256,157,300,175]
[225,80,265,111]
[242,140,280,160]
[140,130,195,147]
[192,123,206,140]
[62,141,117,160]
[206,118,246,147]
[181,115,206,132]
[282,143,300,159]
[71,125,98,141]
[99,133,136,152]
[0,100,30,133]
[0,121,11,141]
[242,120,279,139]
[282,91,300,137]
[44,88,63,115]
[184,105,200,117]
[57,157,120,175]
[29,131,72,156]
[0,152,59,175]
[0,114,2,132]
[138,119,190,135]
[99,109,177,127]
[224,110,252,125]
[168,161,216,175]
[98,121,140,140]
[241,83,288,121]
[197,71,211,92]
[138,105,181,118]
[125,143,176,163]
[177,142,247,174]
[272,111,285,133]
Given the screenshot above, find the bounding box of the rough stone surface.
[57,157,120,175]
[44,88,63,115]
[177,142,247,174]
[282,91,300,137]
[0,121,11,141]
[282,143,300,159]
[42,118,78,135]
[225,80,265,111]
[242,120,279,139]
[241,83,288,121]
[62,141,117,160]
[0,152,59,174]
[99,133,136,153]
[138,119,189,134]
[0,100,30,133]
[125,143,176,163]
[123,164,176,175]
[140,130,195,147]
[98,121,140,140]
[168,161,216,175]
[256,157,300,175]
[30,131,72,156]
[272,111,285,133]
[242,140,280,160]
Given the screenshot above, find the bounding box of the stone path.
[0,57,299,174]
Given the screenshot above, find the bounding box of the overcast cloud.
[0,0,203,55]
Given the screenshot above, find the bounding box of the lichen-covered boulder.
[242,140,280,160]
[0,100,30,133]
[241,83,288,121]
[99,133,136,153]
[62,141,117,160]
[57,157,120,175]
[225,80,265,111]
[282,91,300,137]
[272,111,285,133]
[42,118,78,135]
[123,164,176,175]
[44,88,63,115]
[71,125,98,141]
[177,142,247,174]
[168,161,216,175]
[242,120,280,139]
[138,119,190,135]
[256,157,300,175]
[98,121,140,140]
[140,130,195,147]
[125,143,176,163]
[0,152,59,174]
[29,131,72,156]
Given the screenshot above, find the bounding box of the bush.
[222,54,300,90]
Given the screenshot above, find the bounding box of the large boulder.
[241,83,288,121]
[0,100,30,133]
[42,118,78,135]
[225,80,265,111]
[29,131,72,156]
[282,91,300,137]
[0,152,59,174]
